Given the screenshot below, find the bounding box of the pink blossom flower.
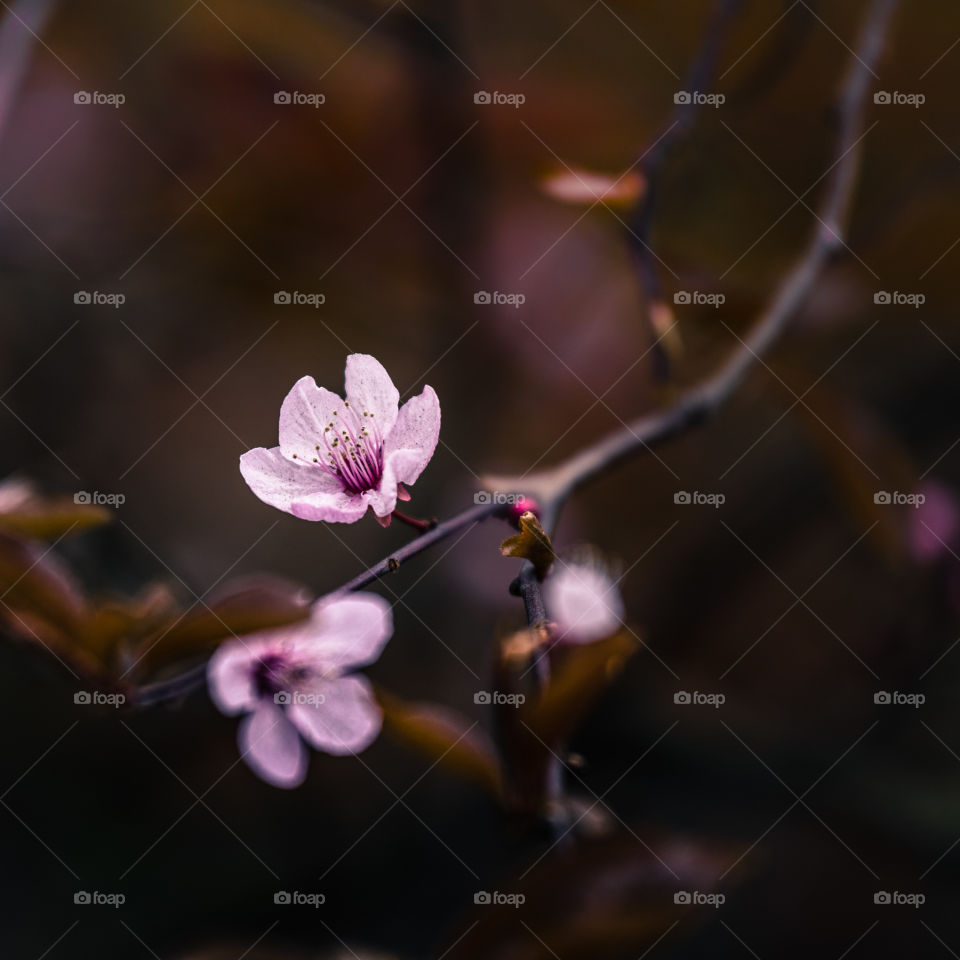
[544,556,624,644]
[240,354,440,523]
[207,593,392,788]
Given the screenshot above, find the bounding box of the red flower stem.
[392,510,436,533]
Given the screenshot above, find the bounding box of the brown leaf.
[495,628,638,818]
[134,574,312,673]
[500,512,555,579]
[0,477,111,540]
[522,631,639,748]
[0,532,88,640]
[377,687,503,801]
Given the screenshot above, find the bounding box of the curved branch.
[485,0,898,513]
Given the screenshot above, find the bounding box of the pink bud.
[508,496,541,527]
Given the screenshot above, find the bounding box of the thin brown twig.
[629,0,745,374]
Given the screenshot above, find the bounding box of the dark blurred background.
[2,0,960,956]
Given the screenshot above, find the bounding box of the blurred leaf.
[0,477,111,540]
[0,531,88,640]
[377,687,503,801]
[83,584,179,664]
[522,631,639,747]
[501,512,555,579]
[0,545,313,685]
[134,574,312,672]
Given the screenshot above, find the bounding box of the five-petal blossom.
[240,354,440,523]
[208,592,392,788]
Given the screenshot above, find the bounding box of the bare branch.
[629,0,745,373]
[487,0,899,512]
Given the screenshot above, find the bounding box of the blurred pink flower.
[207,593,392,788]
[909,481,960,565]
[544,556,624,644]
[240,354,440,523]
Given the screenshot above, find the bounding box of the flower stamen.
[316,405,384,495]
